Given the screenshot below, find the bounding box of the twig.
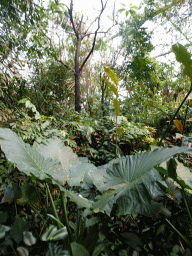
[158,82,192,146]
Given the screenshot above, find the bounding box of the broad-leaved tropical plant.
[1,127,192,254]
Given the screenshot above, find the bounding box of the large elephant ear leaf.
[0,128,67,184]
[0,128,93,209]
[92,146,191,216]
[37,140,97,187]
[37,139,79,171]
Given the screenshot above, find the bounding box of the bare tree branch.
[79,0,108,73]
[68,0,78,38]
[58,60,75,74]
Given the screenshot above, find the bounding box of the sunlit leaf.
[117,127,124,135]
[173,120,183,133]
[172,44,192,80]
[104,66,118,85]
[113,99,120,116]
[111,83,118,97]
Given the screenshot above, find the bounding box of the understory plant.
[1,128,192,255]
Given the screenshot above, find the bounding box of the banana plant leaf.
[91,146,191,215]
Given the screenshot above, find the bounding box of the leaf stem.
[158,82,192,146]
[181,188,192,223]
[60,190,74,243]
[46,183,61,229]
[165,218,192,249]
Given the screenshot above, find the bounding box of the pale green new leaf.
[92,146,191,215]
[111,84,119,97]
[113,99,120,116]
[104,66,118,85]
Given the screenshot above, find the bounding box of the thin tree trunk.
[75,37,81,113]
[75,72,81,112]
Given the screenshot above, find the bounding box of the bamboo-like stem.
[165,218,192,249]
[60,191,74,243]
[115,114,118,158]
[46,183,61,229]
[181,188,192,224]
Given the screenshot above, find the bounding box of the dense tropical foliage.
[1,0,192,255]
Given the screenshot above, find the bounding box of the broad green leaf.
[104,67,118,85]
[172,44,192,80]
[113,99,120,116]
[36,138,79,172]
[174,120,183,133]
[92,146,191,215]
[71,242,90,256]
[0,128,66,185]
[68,162,97,187]
[0,128,93,209]
[23,231,36,246]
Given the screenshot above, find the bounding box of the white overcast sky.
[57,0,177,63]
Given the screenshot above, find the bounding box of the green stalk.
[46,183,61,229]
[158,83,192,146]
[60,190,74,243]
[181,188,192,223]
[115,114,118,158]
[165,218,192,249]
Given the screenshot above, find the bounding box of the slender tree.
[54,0,116,113]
